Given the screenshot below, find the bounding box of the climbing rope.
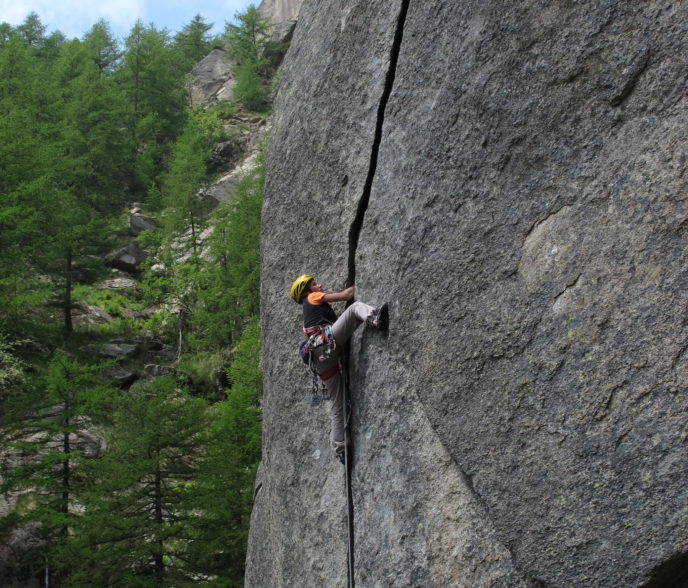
[301,327,355,586]
[342,346,355,588]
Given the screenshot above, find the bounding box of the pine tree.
[117,21,188,196]
[15,12,46,49]
[161,107,226,250]
[83,19,121,75]
[173,14,215,71]
[224,5,271,65]
[191,152,264,348]
[33,38,131,335]
[184,318,262,584]
[224,6,274,111]
[0,35,58,328]
[0,351,113,584]
[56,377,210,586]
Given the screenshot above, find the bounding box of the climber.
[290,274,388,462]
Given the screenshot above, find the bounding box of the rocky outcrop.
[188,48,235,106]
[208,137,248,174]
[258,0,304,24]
[249,1,688,587]
[71,303,113,328]
[104,243,148,273]
[129,213,155,236]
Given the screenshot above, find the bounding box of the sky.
[0,0,257,41]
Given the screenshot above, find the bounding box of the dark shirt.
[302,292,337,328]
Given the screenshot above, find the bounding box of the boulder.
[105,366,138,388]
[71,429,106,459]
[265,20,297,70]
[129,214,155,236]
[0,522,44,587]
[203,149,263,203]
[143,364,176,378]
[188,48,235,107]
[270,20,297,45]
[104,243,148,273]
[71,304,112,327]
[208,137,248,173]
[99,343,139,360]
[98,273,138,290]
[248,1,688,587]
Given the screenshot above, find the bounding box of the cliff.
[247,1,688,586]
[258,0,303,24]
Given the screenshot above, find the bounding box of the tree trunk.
[61,406,71,524]
[64,247,73,336]
[153,468,165,580]
[190,214,197,255]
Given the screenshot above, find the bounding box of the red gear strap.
[319,365,339,381]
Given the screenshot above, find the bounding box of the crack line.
[342,2,411,587]
[347,0,412,288]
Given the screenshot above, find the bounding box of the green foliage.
[0,334,26,413]
[224,5,274,111]
[15,12,46,48]
[224,5,271,65]
[173,14,215,71]
[161,107,225,237]
[54,377,210,586]
[189,148,264,349]
[233,60,271,112]
[72,285,139,317]
[116,21,188,195]
[178,348,232,400]
[0,11,268,585]
[212,100,237,120]
[82,19,121,74]
[1,351,114,546]
[0,29,131,334]
[184,318,262,584]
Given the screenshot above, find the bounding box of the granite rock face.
[258,0,304,24]
[188,48,235,106]
[248,1,688,586]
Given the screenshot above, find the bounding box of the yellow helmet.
[290,274,313,303]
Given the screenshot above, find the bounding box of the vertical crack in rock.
[342,2,411,586]
[346,0,411,287]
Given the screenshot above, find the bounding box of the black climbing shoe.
[368,303,389,331]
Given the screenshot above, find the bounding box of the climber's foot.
[368,303,389,331]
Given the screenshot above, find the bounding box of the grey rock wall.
[188,48,235,106]
[258,0,304,24]
[248,0,688,586]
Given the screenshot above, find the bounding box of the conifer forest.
[0,7,274,586]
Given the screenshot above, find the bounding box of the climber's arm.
[323,286,355,303]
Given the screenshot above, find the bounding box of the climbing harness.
[300,325,341,406]
[302,325,339,361]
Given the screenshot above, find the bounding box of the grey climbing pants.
[312,301,375,457]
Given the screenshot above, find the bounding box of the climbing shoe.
[367,303,389,331]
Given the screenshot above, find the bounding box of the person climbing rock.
[290,274,388,462]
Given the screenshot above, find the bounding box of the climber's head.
[290,274,314,303]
